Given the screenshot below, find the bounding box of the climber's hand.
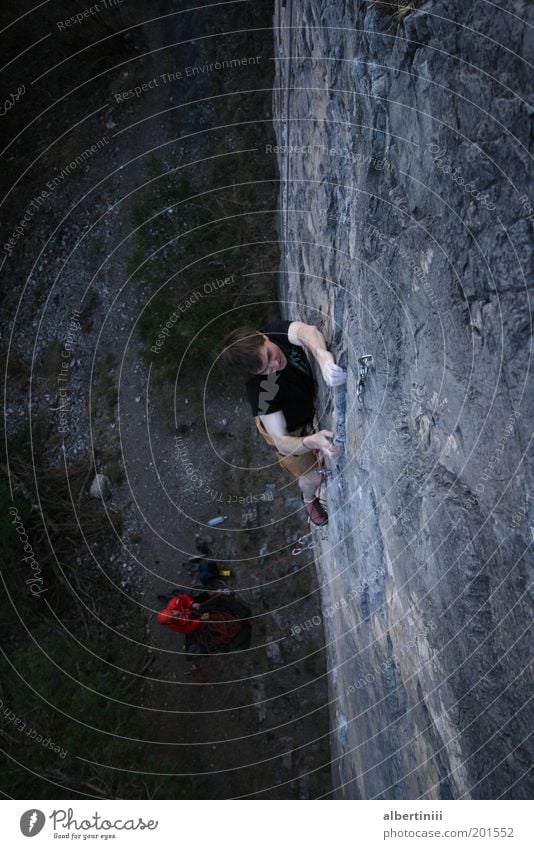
[317,351,347,387]
[310,429,343,459]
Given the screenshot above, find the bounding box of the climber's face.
[255,335,287,375]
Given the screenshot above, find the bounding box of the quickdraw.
[312,446,330,513]
[291,531,316,556]
[356,354,374,403]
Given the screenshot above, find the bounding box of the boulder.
[89,474,112,500]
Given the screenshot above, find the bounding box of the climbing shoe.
[302,496,328,526]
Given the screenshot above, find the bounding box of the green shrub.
[128,159,268,386]
[0,633,208,798]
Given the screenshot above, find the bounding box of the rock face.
[272,0,533,798]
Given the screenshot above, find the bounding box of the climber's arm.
[259,410,339,458]
[287,322,347,387]
[258,411,309,455]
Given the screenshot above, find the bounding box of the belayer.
[157,589,252,655]
[221,319,346,525]
[157,591,208,634]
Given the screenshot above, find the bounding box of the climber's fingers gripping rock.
[313,429,343,459]
[317,351,347,387]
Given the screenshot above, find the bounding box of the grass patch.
[91,351,117,421]
[40,340,64,393]
[128,157,272,389]
[0,629,207,798]
[369,0,421,20]
[0,432,208,799]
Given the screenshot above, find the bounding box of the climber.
[221,319,346,525]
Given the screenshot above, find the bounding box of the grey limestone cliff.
[272,0,533,799]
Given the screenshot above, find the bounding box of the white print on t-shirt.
[258,370,280,414]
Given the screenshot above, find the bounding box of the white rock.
[89,474,112,500]
[266,639,283,665]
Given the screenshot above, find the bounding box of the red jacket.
[157,594,201,633]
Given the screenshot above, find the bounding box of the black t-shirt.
[246,320,315,431]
